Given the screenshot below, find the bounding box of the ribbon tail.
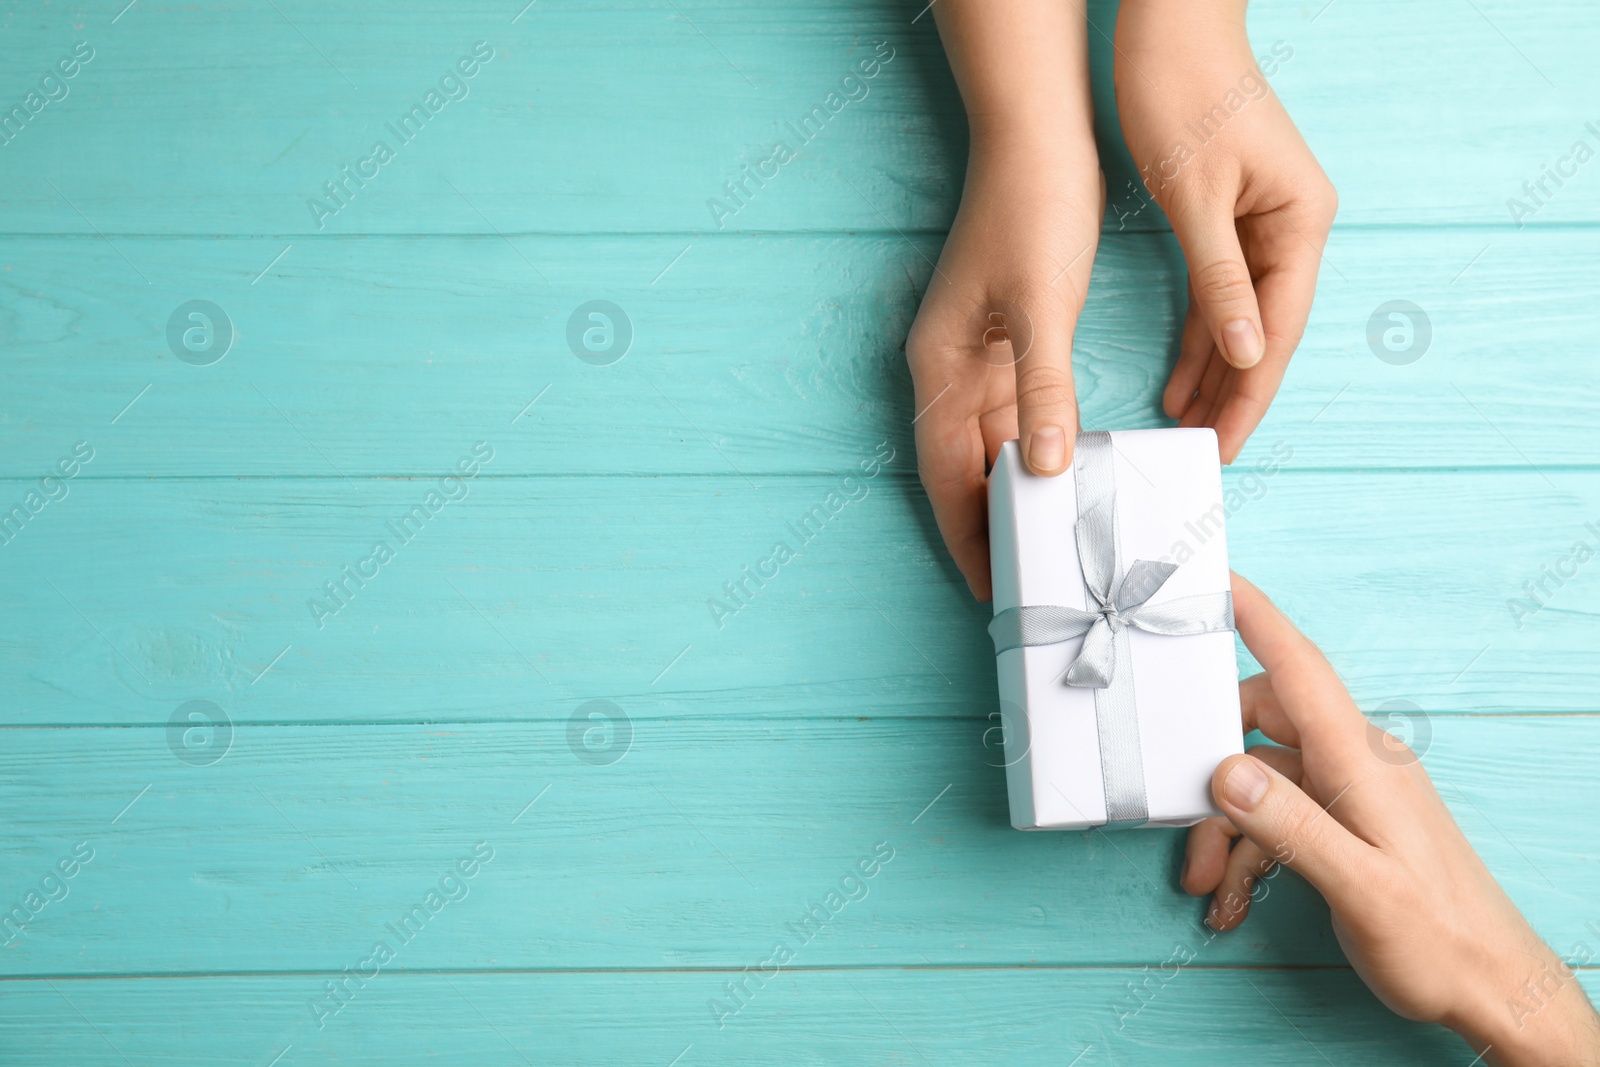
[1063,618,1116,688]
[1094,625,1148,825]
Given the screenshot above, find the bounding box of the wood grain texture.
[0,717,1593,977]
[2,0,1596,1061]
[12,968,1582,1066]
[0,471,1595,725]
[0,1,1595,234]
[1,228,1596,476]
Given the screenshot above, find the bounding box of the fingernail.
[1222,320,1262,368]
[1222,758,1270,811]
[1029,426,1066,473]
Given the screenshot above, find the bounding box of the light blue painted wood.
[0,470,1595,724]
[0,0,1595,1063]
[0,228,1596,477]
[0,1,1595,232]
[0,717,1593,977]
[12,970,1595,1065]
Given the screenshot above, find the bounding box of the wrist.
[967,103,1094,161]
[1447,948,1600,1066]
[932,0,1094,168]
[1116,0,1247,23]
[966,117,1098,183]
[1113,0,1250,67]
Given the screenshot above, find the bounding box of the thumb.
[1212,753,1374,904]
[1169,198,1265,370]
[1005,298,1080,477]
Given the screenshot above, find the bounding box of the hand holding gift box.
[987,428,1244,830]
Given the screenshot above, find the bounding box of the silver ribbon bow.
[987,431,1234,825]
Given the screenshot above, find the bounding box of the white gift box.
[987,429,1243,831]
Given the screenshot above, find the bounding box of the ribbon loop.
[1116,559,1179,613]
[1074,501,1118,607]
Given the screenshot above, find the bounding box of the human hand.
[1113,1,1337,463]
[1182,574,1600,1065]
[906,143,1101,601]
[910,0,1101,601]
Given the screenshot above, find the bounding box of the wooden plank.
[0,471,1594,724]
[6,968,1576,1065]
[0,716,1592,976]
[0,229,1595,477]
[0,1,1594,234]
[3,3,1593,1064]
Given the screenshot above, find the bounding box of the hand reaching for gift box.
[1185,575,1600,1066]
[908,0,1334,600]
[907,0,1102,602]
[1114,1,1337,454]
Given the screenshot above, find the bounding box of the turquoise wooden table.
[2,1,1597,1062]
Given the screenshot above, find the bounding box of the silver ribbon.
[988,431,1234,825]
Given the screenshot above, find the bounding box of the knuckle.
[1364,721,1418,765]
[1262,320,1306,356]
[1014,375,1074,414]
[916,462,962,500]
[1189,260,1255,309]
[914,440,976,494]
[1276,802,1333,863]
[1216,888,1251,923]
[1165,165,1236,215]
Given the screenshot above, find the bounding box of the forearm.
[1455,949,1600,1067]
[1432,926,1600,1067]
[1116,0,1246,28]
[930,0,1093,155]
[1113,0,1252,82]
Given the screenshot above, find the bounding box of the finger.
[1177,359,1219,429]
[1009,292,1083,478]
[1249,742,1304,782]
[977,402,1019,471]
[1212,753,1377,903]
[915,405,992,600]
[1210,243,1321,463]
[1230,572,1368,757]
[1163,298,1213,418]
[1181,816,1239,897]
[1204,743,1306,933]
[1195,365,1236,434]
[1240,671,1299,749]
[1177,384,1211,429]
[1167,194,1265,371]
[1208,835,1275,931]
[1207,737,1308,930]
[1211,360,1285,465]
[1191,356,1232,428]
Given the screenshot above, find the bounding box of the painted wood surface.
[0,472,1596,724]
[0,229,1596,476]
[18,970,1598,1066]
[0,1,1595,233]
[0,717,1593,976]
[1,0,1596,1063]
